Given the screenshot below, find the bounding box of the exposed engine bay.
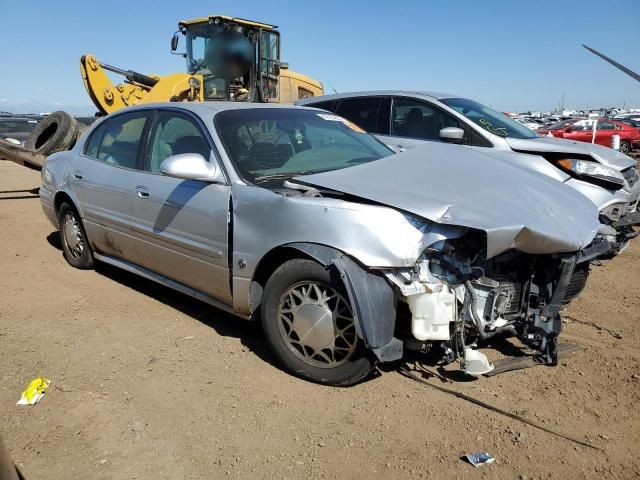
[383,231,602,375]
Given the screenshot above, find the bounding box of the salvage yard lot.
[1,159,639,480]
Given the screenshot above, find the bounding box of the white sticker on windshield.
[317,113,344,121]
[317,113,366,133]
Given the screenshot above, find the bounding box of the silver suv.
[297,91,640,253]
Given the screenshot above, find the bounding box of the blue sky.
[1,0,639,114]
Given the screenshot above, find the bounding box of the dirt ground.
[0,159,639,480]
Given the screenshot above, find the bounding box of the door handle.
[72,171,83,180]
[135,186,150,199]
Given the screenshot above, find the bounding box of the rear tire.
[25,111,78,155]
[58,202,94,269]
[619,140,631,154]
[261,259,373,386]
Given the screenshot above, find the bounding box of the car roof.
[295,90,460,105]
[121,101,319,116]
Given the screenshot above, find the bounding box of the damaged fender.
[287,243,403,362]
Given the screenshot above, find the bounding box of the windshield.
[215,108,393,185]
[441,97,538,139]
[185,23,257,100]
[547,119,577,130]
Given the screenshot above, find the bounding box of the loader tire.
[25,111,78,155]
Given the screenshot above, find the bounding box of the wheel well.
[252,246,314,289]
[53,192,74,217]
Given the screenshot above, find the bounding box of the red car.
[540,118,640,154]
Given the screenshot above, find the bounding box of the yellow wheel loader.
[82,15,323,115]
[0,15,323,166]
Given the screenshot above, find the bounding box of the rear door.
[128,109,232,303]
[73,111,151,261]
[594,120,616,147]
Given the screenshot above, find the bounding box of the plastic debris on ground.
[17,377,51,405]
[464,451,495,467]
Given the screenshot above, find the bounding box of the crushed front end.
[385,230,610,375]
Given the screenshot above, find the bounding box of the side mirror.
[160,153,225,183]
[565,127,572,133]
[439,127,465,144]
[171,33,179,52]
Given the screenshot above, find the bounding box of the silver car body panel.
[295,142,600,259]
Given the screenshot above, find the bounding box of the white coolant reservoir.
[407,286,456,341]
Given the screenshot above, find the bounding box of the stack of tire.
[25,111,88,155]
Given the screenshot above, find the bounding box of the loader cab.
[175,16,281,103]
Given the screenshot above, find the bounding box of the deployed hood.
[296,142,600,258]
[506,136,637,171]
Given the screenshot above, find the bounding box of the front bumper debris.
[612,210,640,229]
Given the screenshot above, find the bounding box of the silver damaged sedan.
[40,103,608,385]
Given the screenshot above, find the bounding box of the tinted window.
[145,112,211,173]
[441,97,538,139]
[93,113,148,168]
[391,97,464,141]
[215,108,392,185]
[597,121,615,130]
[306,100,336,112]
[336,97,384,133]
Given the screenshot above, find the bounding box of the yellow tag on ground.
[17,377,51,405]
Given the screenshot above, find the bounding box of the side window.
[306,100,336,112]
[84,122,106,158]
[597,121,615,130]
[336,97,384,133]
[94,113,148,168]
[145,112,211,174]
[391,97,464,141]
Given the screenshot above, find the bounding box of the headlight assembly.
[556,158,625,190]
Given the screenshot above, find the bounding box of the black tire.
[619,140,631,155]
[261,259,373,386]
[58,202,94,269]
[25,111,78,155]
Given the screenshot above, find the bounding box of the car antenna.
[326,80,338,94]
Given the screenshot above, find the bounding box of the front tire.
[261,259,373,386]
[58,202,94,269]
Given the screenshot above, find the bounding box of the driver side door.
[128,109,232,303]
